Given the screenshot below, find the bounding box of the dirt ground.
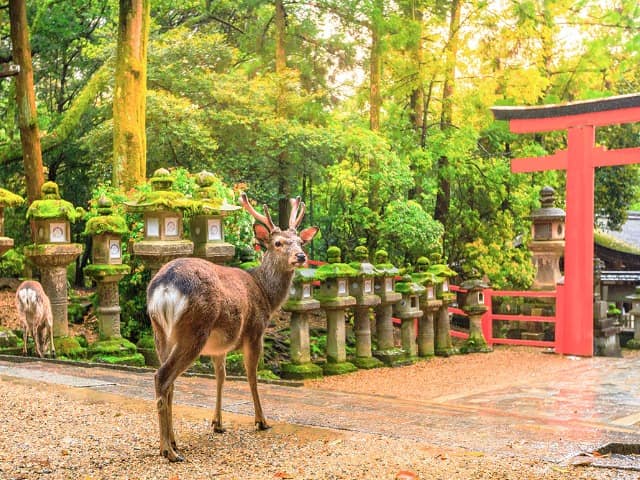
[2,348,639,480]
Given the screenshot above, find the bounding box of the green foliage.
[0,249,25,278]
[378,200,443,265]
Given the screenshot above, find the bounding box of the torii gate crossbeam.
[492,94,640,356]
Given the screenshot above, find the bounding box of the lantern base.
[322,360,357,376]
[280,361,324,380]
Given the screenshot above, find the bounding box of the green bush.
[0,249,24,277]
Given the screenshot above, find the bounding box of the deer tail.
[147,284,189,341]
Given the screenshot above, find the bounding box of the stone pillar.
[326,309,346,363]
[418,301,441,357]
[25,244,83,338]
[435,302,454,356]
[375,303,395,350]
[95,276,123,338]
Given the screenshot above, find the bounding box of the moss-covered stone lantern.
[190,171,240,264]
[428,254,457,356]
[314,246,358,375]
[348,246,383,369]
[125,168,194,275]
[83,196,143,366]
[625,286,640,349]
[412,256,442,357]
[24,181,84,356]
[372,249,404,365]
[459,278,491,353]
[281,268,323,379]
[0,188,24,256]
[393,275,425,358]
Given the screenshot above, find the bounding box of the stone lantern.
[372,249,403,364]
[624,286,640,349]
[460,278,491,353]
[530,186,565,289]
[190,171,240,264]
[393,275,425,358]
[412,256,442,357]
[428,254,457,356]
[0,188,24,256]
[348,246,383,369]
[314,246,358,375]
[281,268,323,379]
[24,181,84,356]
[125,168,194,276]
[83,196,144,366]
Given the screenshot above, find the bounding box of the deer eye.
[274,240,282,247]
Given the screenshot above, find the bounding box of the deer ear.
[299,226,319,245]
[253,224,271,248]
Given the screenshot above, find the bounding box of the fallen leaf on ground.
[274,472,293,479]
[395,470,418,479]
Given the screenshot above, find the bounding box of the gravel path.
[2,347,638,480]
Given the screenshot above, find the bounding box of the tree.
[112,0,150,190]
[8,0,44,204]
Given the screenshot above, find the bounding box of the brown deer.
[147,193,318,462]
[15,280,55,358]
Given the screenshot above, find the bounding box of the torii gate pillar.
[492,94,640,356]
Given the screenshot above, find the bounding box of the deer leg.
[167,384,178,450]
[34,326,44,358]
[243,338,270,431]
[49,324,56,358]
[22,325,28,356]
[211,354,226,433]
[154,345,199,462]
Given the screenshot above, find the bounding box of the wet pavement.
[1,354,639,471]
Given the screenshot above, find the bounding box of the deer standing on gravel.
[147,193,318,462]
[15,280,55,358]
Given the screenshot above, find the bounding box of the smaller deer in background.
[15,280,55,358]
[147,193,318,462]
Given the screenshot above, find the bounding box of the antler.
[240,192,276,231]
[289,196,306,230]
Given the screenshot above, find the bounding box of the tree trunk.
[9,0,44,204]
[112,0,150,190]
[275,0,291,229]
[434,0,461,225]
[368,0,384,215]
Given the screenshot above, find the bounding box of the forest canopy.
[1,0,639,289]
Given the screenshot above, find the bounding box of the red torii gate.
[492,93,640,356]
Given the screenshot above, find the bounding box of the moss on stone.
[314,263,358,281]
[88,338,137,356]
[84,215,128,236]
[0,188,24,208]
[352,356,384,370]
[257,369,280,380]
[54,336,86,359]
[322,361,358,376]
[280,361,323,380]
[0,326,19,348]
[83,264,131,277]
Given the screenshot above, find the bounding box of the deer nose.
[296,253,307,263]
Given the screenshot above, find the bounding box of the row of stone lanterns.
[280,246,459,379]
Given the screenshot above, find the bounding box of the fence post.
[482,288,493,347]
[555,283,565,354]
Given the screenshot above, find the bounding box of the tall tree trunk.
[434,0,461,226]
[112,0,150,190]
[9,0,44,204]
[408,6,424,134]
[275,0,291,229]
[367,0,384,216]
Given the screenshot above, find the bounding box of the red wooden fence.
[448,285,564,351]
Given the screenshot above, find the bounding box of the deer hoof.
[162,448,184,462]
[212,421,226,433]
[256,420,271,431]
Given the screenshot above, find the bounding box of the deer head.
[240,193,318,270]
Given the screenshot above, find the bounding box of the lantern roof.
[0,188,24,208]
[26,181,83,222]
[83,196,128,236]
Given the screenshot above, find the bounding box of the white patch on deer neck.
[148,285,189,340]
